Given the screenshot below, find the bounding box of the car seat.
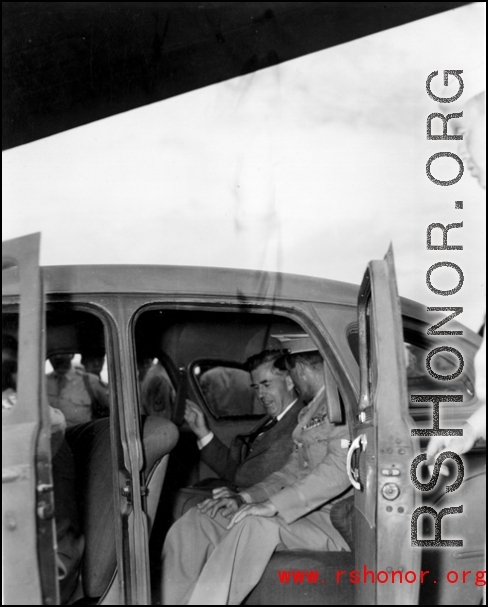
[65,416,178,604]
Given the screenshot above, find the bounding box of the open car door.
[2,233,59,604]
[347,246,420,605]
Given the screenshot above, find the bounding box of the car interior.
[2,302,485,605]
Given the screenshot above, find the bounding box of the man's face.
[286,362,317,404]
[457,95,486,189]
[49,353,74,375]
[82,355,104,376]
[250,361,294,417]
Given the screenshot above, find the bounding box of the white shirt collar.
[276,397,298,421]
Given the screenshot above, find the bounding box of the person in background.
[46,353,110,427]
[80,350,106,381]
[3,334,66,450]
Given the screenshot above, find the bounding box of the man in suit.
[173,349,304,517]
[161,337,352,605]
[185,349,303,489]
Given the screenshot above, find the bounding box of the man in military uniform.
[161,336,352,605]
[47,353,110,427]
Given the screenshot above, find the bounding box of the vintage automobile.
[2,233,485,605]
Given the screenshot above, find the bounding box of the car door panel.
[351,246,421,605]
[2,233,59,605]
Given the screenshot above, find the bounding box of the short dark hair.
[284,350,323,369]
[81,350,105,360]
[245,349,287,374]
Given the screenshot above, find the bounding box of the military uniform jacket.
[245,388,352,524]
[46,367,110,427]
[200,398,303,489]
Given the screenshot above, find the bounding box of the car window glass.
[403,342,475,399]
[347,326,476,402]
[193,362,265,418]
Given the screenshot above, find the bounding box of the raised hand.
[184,399,210,439]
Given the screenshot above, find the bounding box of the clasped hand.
[198,494,278,529]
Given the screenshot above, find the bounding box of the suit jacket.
[245,389,352,524]
[200,398,304,489]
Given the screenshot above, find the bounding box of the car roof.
[4,263,355,303]
[2,263,480,343]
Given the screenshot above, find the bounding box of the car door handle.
[346,433,367,491]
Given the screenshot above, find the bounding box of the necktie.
[246,416,279,449]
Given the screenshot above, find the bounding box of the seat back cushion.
[67,416,178,599]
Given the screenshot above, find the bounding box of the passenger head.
[81,352,105,377]
[457,91,486,189]
[2,334,18,391]
[283,349,324,405]
[246,349,296,417]
[49,353,74,376]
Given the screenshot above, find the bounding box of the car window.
[193,361,264,418]
[347,324,476,403]
[3,303,118,602]
[133,308,307,421]
[44,308,111,427]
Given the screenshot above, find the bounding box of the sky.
[2,2,486,331]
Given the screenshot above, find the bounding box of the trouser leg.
[164,506,350,606]
[161,507,230,605]
[187,515,282,606]
[186,507,349,605]
[277,506,350,553]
